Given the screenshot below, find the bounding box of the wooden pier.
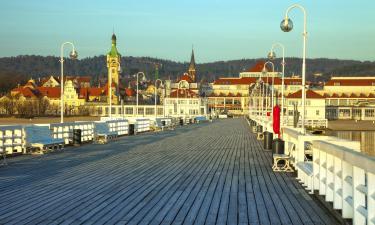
[0,118,339,225]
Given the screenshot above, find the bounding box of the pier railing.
[0,125,23,154]
[312,140,375,225]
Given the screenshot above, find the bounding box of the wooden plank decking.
[0,118,339,225]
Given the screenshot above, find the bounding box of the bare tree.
[38,97,50,116]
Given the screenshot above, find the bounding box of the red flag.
[273,105,281,137]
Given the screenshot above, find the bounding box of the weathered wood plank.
[0,119,340,225]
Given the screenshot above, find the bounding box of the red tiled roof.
[38,87,60,98]
[246,61,268,72]
[213,77,256,85]
[286,89,324,99]
[169,89,197,98]
[89,87,105,97]
[325,78,375,86]
[124,88,136,97]
[179,74,193,83]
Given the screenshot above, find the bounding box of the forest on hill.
[1,55,375,93]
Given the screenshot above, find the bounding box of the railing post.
[353,166,367,225]
[368,172,375,225]
[319,150,327,196]
[342,160,354,219]
[326,153,334,202]
[333,156,343,210]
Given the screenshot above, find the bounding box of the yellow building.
[106,33,122,105]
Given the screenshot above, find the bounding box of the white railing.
[283,117,328,128]
[50,122,94,144]
[312,140,375,225]
[0,125,23,154]
[281,126,374,225]
[128,118,151,133]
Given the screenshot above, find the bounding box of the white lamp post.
[154,79,163,118]
[60,42,78,123]
[268,43,286,126]
[262,61,275,131]
[136,72,145,117]
[281,3,307,134]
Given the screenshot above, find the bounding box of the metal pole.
[136,73,139,117]
[270,43,286,126]
[60,51,64,123]
[285,4,307,134]
[60,42,75,123]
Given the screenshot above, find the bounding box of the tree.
[38,97,50,116]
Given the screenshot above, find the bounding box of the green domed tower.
[106,33,121,104]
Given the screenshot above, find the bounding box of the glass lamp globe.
[69,50,78,60]
[268,51,276,60]
[280,18,293,32]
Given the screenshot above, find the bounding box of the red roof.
[124,88,136,97]
[325,78,375,86]
[286,89,324,99]
[38,87,60,98]
[169,89,197,98]
[179,74,193,83]
[245,60,273,72]
[214,77,256,85]
[88,87,105,97]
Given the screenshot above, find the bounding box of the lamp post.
[262,61,275,111]
[60,42,78,123]
[154,79,163,118]
[281,3,307,134]
[268,43,285,126]
[136,72,145,117]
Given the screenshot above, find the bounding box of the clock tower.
[106,33,121,104]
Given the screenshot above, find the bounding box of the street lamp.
[281,3,307,134]
[136,72,145,117]
[60,42,78,123]
[268,43,286,126]
[154,79,163,118]
[262,61,275,130]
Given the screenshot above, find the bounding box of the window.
[334,82,340,86]
[316,110,320,116]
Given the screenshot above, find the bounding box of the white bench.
[272,154,294,172]
[24,125,64,154]
[94,122,118,144]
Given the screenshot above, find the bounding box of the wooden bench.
[272,154,294,172]
[94,122,118,144]
[24,125,64,154]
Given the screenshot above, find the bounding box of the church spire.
[188,47,196,82]
[108,33,120,57]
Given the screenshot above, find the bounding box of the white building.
[164,89,207,118]
[285,89,326,127]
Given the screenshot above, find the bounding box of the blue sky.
[0,0,374,63]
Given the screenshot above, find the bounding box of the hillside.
[0,55,374,93]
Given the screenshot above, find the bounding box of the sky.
[0,0,374,63]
